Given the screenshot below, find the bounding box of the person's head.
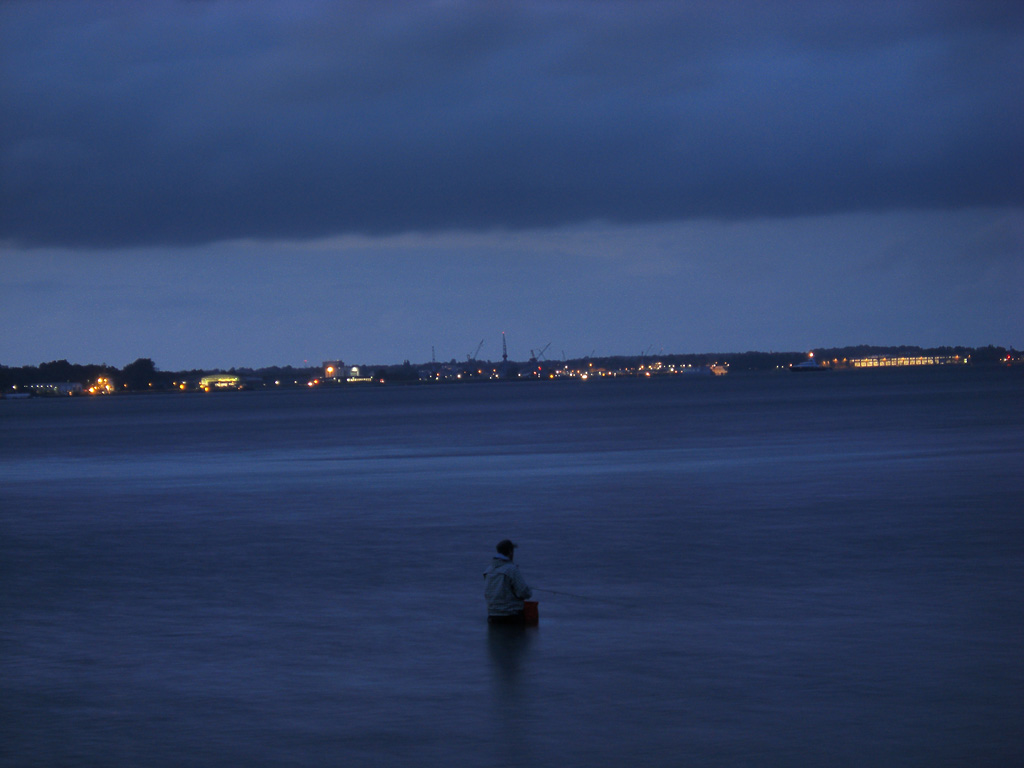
[496,539,517,559]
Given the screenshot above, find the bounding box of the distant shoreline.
[2,344,1019,397]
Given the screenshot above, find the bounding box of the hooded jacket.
[483,555,532,616]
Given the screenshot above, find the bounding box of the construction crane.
[502,332,508,363]
[530,342,551,361]
[467,339,484,362]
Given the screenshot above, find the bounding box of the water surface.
[2,368,1022,766]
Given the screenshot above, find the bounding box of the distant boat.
[678,364,728,376]
[791,360,829,372]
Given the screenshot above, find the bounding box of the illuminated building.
[847,355,967,368]
[347,366,372,383]
[199,375,244,391]
[323,360,344,382]
[27,382,83,396]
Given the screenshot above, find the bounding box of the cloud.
[2,0,1022,247]
[2,207,1021,369]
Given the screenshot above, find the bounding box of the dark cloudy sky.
[2,1,1022,370]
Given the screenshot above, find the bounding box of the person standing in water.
[484,539,533,623]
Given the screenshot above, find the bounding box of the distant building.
[847,355,968,368]
[27,382,83,396]
[347,366,372,382]
[323,361,344,381]
[199,375,244,391]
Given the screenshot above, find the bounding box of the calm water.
[2,368,1022,767]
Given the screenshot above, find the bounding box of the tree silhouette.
[121,358,157,390]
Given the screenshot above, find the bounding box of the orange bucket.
[523,600,539,626]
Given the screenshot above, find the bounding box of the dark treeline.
[0,358,191,392]
[1,345,1017,393]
